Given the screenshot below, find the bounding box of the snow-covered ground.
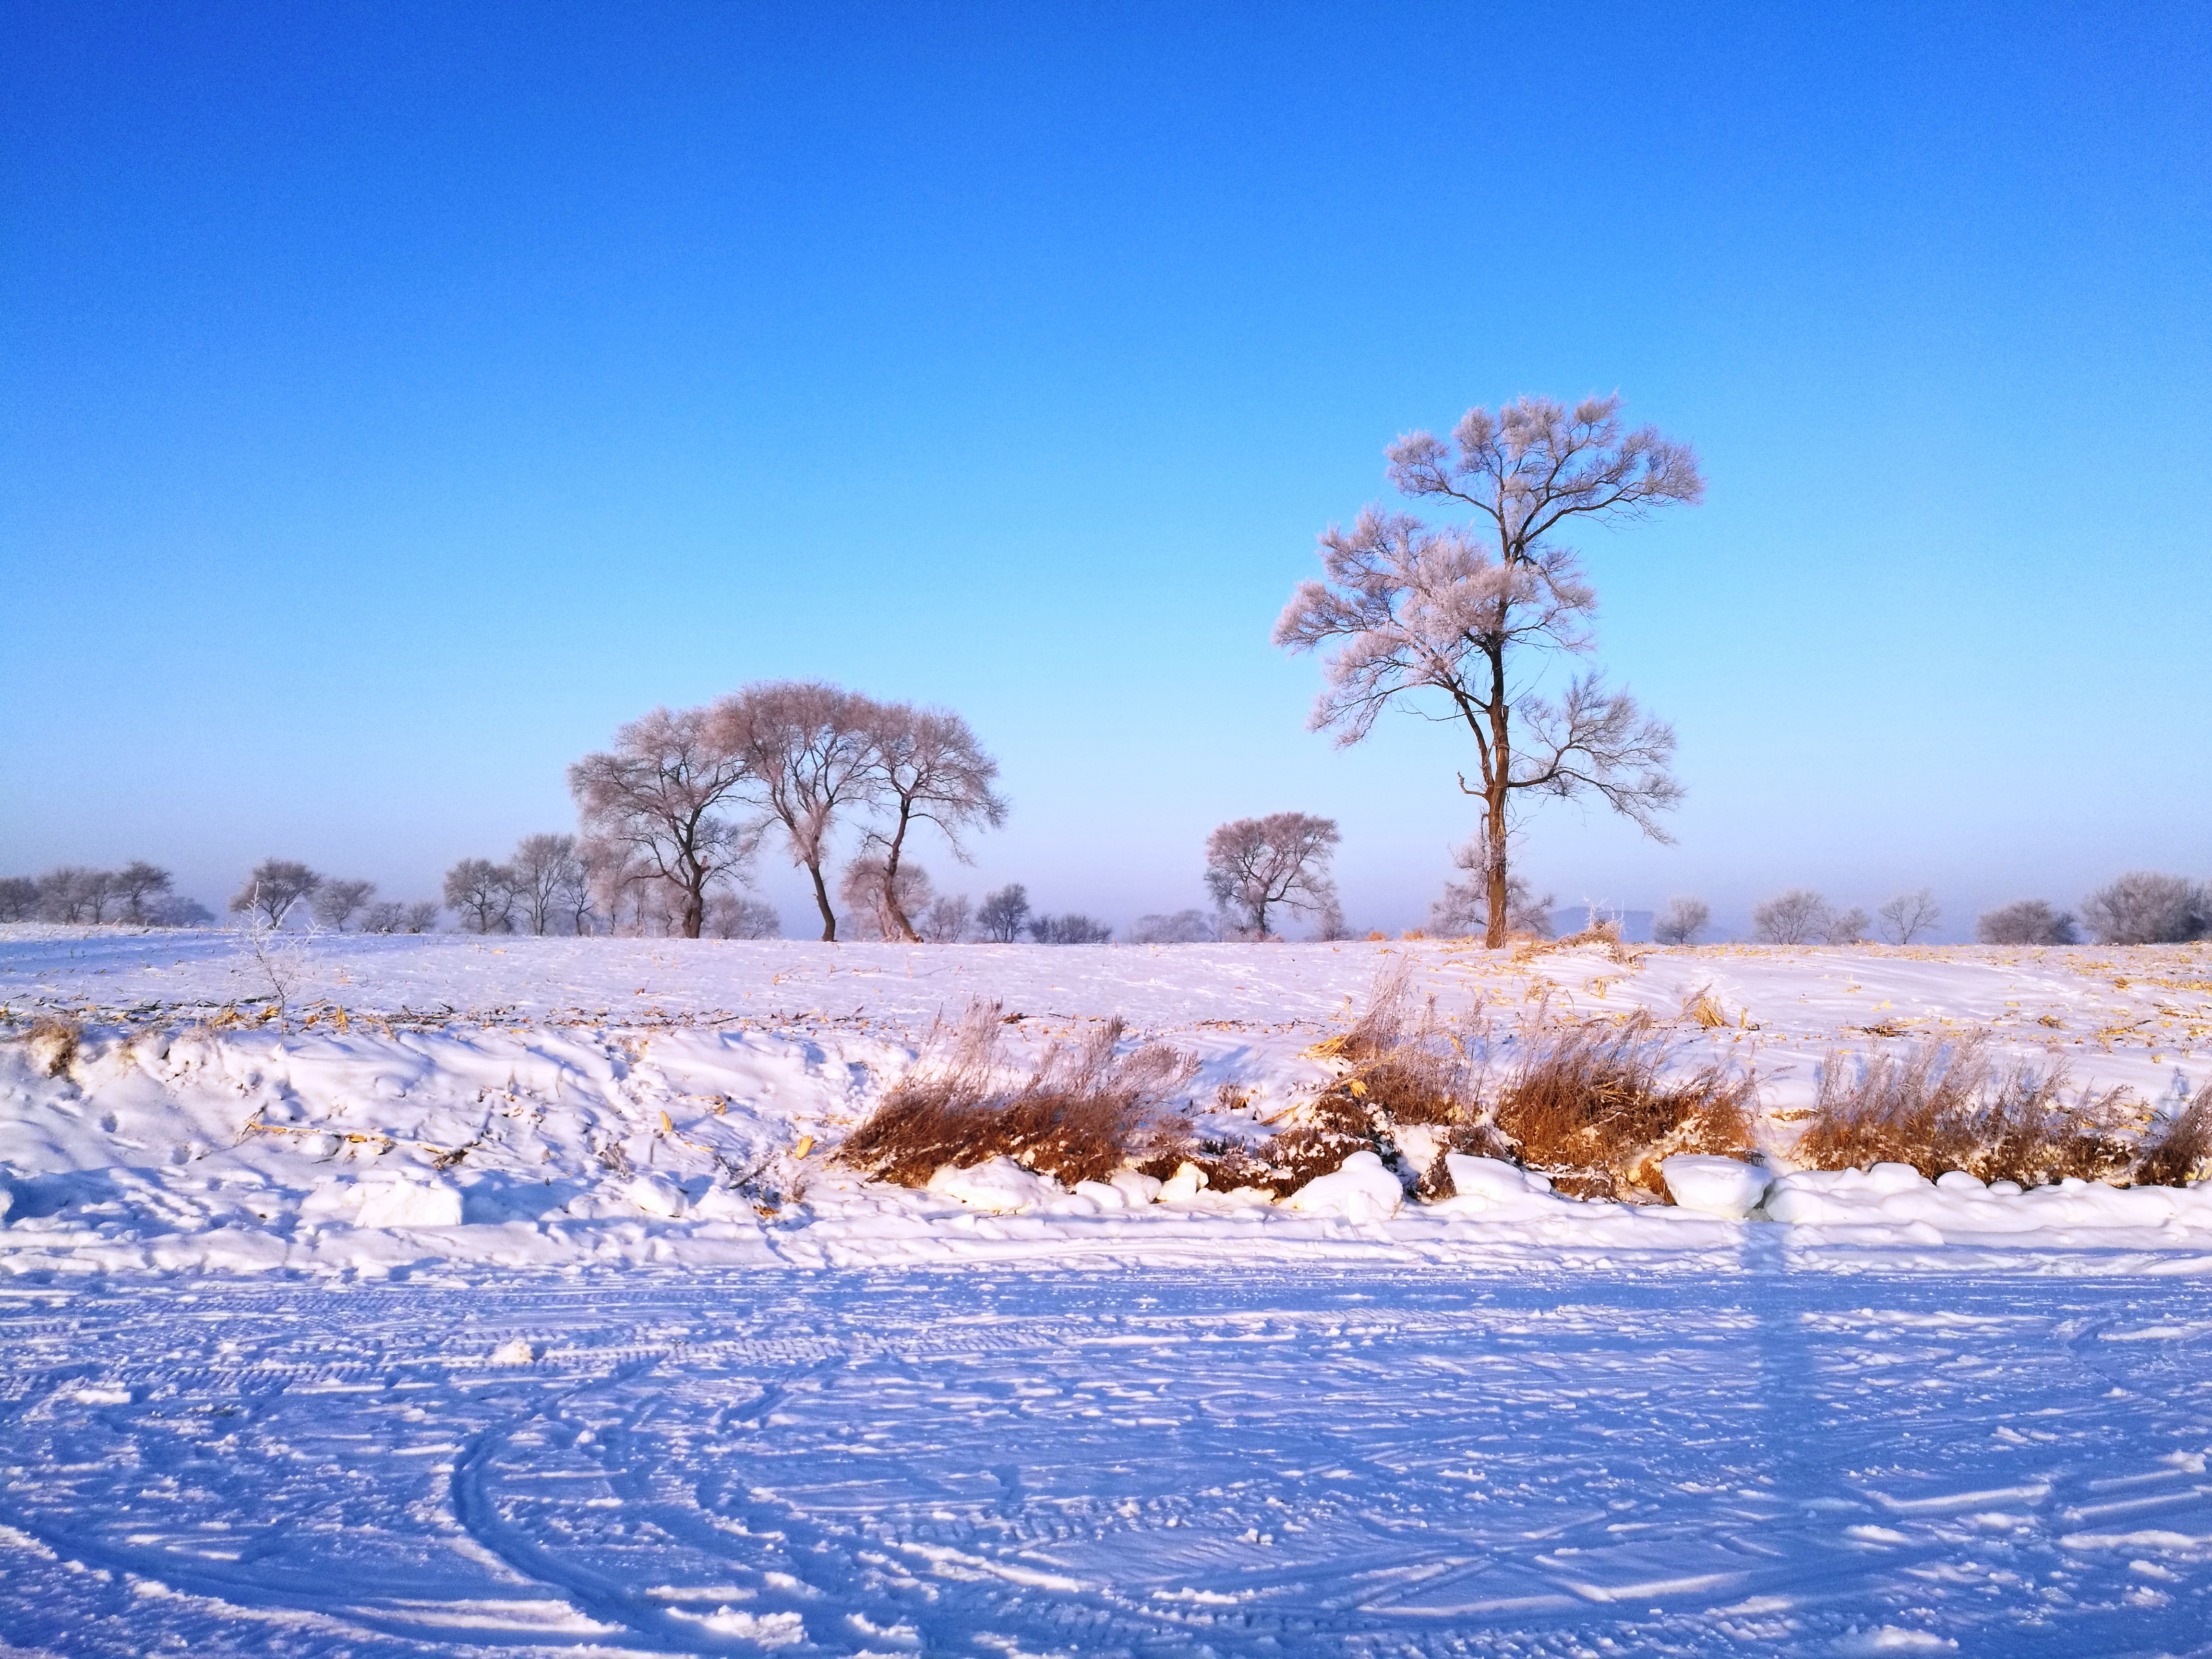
[3,928,2212,1653]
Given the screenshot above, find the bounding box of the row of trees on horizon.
[6,850,2208,949]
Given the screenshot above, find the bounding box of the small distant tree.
[570,704,760,939]
[1129,909,1218,944]
[857,702,1008,942]
[1752,889,1832,946]
[1652,896,1710,945]
[920,893,973,943]
[311,878,376,930]
[508,833,584,937]
[710,682,875,941]
[150,894,214,927]
[975,883,1031,943]
[1430,831,1552,939]
[114,862,174,925]
[1877,888,1941,945]
[1976,898,2078,945]
[37,866,114,923]
[403,900,441,933]
[1276,396,1701,948]
[1825,905,1872,945]
[2080,871,2208,945]
[0,877,36,921]
[1203,813,1340,939]
[704,891,780,939]
[1030,913,1113,944]
[361,900,407,934]
[228,859,323,927]
[443,859,517,934]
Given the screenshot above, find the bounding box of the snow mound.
[1660,1155,1772,1218]
[926,1157,1061,1213]
[1285,1150,1403,1221]
[353,1178,463,1229]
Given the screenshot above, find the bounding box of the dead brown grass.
[837,1002,1199,1188]
[18,1017,81,1078]
[1488,1013,1756,1200]
[1793,1036,2169,1187]
[2138,1080,2212,1187]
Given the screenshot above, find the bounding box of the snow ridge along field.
[3,928,2210,1276]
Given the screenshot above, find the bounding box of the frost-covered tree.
[858,702,1007,943]
[1130,909,1218,944]
[1276,396,1700,948]
[1430,831,1552,939]
[704,892,780,939]
[311,878,376,930]
[570,704,759,939]
[1976,898,2078,945]
[0,877,35,921]
[1752,889,1833,945]
[1652,895,1710,945]
[975,883,1031,943]
[403,900,441,933]
[1203,813,1340,939]
[2079,871,2208,945]
[710,682,875,941]
[920,893,973,943]
[443,859,517,934]
[837,854,935,941]
[228,859,322,927]
[508,833,583,937]
[1877,888,1941,945]
[114,862,174,925]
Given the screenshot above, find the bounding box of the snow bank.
[2,930,2209,1278]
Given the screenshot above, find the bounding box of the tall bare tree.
[857,702,1008,942]
[569,705,759,939]
[443,859,516,934]
[508,833,583,937]
[114,862,174,924]
[1203,812,1340,938]
[1877,888,1941,945]
[709,682,875,941]
[311,878,376,930]
[1276,396,1701,948]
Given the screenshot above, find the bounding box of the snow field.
[1,1269,2208,1656]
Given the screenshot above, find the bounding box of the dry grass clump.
[17,1017,82,1078]
[1316,958,1468,1125]
[837,1002,1199,1188]
[1486,1013,1756,1200]
[2138,1081,2212,1187]
[1794,1036,2201,1188]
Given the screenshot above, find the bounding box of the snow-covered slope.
[2,927,2209,1278]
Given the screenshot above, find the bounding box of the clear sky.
[4,0,2208,939]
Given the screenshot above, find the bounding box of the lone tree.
[569,705,759,939]
[1877,887,1941,945]
[975,883,1031,943]
[1276,396,1701,948]
[1203,812,1340,939]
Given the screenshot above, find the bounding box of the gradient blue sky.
[5,0,2207,939]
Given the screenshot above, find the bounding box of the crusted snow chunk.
[626,1174,688,1218]
[925,1156,1061,1213]
[1444,1154,1554,1203]
[1659,1154,1772,1218]
[1286,1149,1402,1221]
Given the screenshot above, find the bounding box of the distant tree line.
[0,864,210,926]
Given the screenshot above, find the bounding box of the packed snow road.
[2,1264,2208,1657]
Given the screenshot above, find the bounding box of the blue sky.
[4,0,2207,938]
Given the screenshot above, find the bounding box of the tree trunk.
[808,861,838,941]
[1484,645,1514,950]
[880,801,922,943]
[681,888,704,939]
